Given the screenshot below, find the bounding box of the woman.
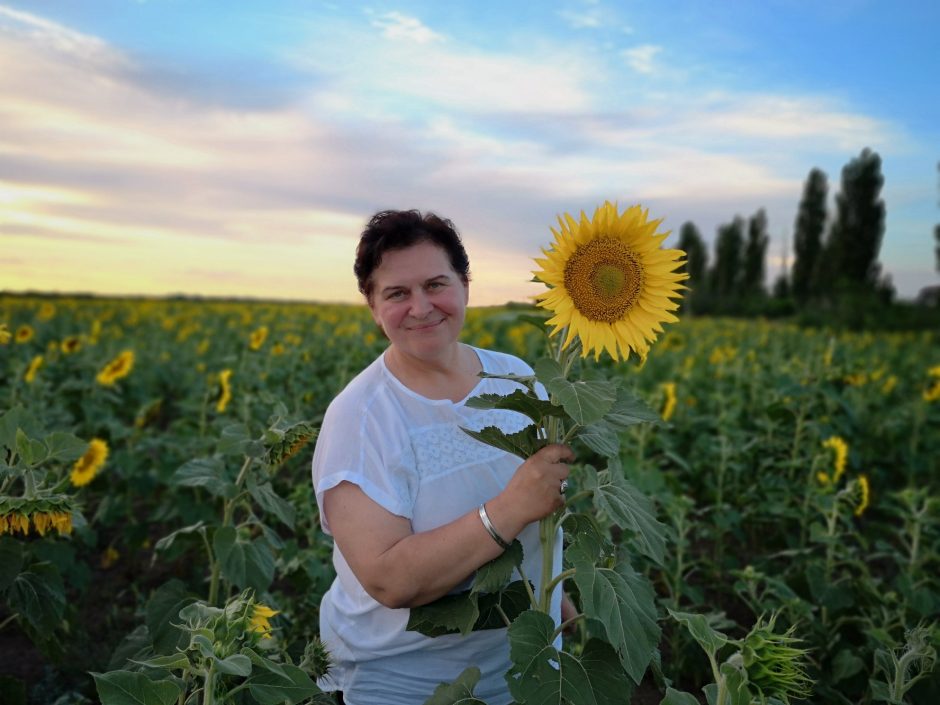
[311,209,573,704]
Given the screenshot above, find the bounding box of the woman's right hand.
[488,443,574,533]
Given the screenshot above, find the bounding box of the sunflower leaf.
[571,556,661,684]
[587,462,666,565]
[534,358,616,425]
[465,390,563,426]
[461,425,545,460]
[605,387,662,427]
[92,670,181,705]
[506,610,634,705]
[407,591,480,637]
[577,420,621,458]
[424,666,488,705]
[471,540,523,594]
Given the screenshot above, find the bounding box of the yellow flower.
[249,326,269,351]
[0,323,11,344]
[844,373,867,386]
[217,369,233,413]
[881,375,897,395]
[101,546,120,569]
[60,336,82,354]
[24,354,43,383]
[15,324,34,343]
[249,603,279,639]
[924,379,940,403]
[533,201,688,361]
[0,513,30,535]
[661,382,677,422]
[271,342,285,356]
[96,350,135,386]
[929,365,940,378]
[822,436,848,483]
[37,301,56,321]
[71,438,109,487]
[854,475,870,517]
[32,511,70,536]
[816,471,831,486]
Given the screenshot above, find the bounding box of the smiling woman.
[310,210,574,705]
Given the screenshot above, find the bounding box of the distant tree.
[821,148,885,295]
[743,209,769,296]
[710,217,745,299]
[678,221,708,288]
[792,168,828,303]
[935,162,939,273]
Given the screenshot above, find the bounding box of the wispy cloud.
[622,44,662,74]
[370,11,444,44]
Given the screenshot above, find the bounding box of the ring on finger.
[559,479,569,494]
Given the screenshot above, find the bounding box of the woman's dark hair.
[354,209,471,302]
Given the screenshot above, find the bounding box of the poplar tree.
[678,221,708,288]
[710,217,745,299]
[822,148,885,295]
[792,168,828,302]
[743,208,769,296]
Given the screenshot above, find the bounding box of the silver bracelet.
[478,503,511,551]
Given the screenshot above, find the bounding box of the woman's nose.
[409,290,433,317]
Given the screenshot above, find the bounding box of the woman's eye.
[388,291,405,300]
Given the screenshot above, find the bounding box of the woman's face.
[368,240,469,362]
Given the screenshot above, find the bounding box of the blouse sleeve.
[311,392,418,535]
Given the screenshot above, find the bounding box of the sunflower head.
[533,201,687,361]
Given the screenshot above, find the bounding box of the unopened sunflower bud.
[740,614,813,703]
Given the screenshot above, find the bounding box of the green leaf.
[248,664,320,705]
[667,609,729,661]
[588,464,666,565]
[92,670,181,705]
[461,425,545,460]
[15,428,45,466]
[474,581,532,630]
[660,688,701,705]
[832,648,865,683]
[130,653,191,671]
[217,423,253,456]
[506,611,633,705]
[572,557,660,684]
[8,563,65,632]
[0,537,24,591]
[563,513,609,565]
[534,358,616,425]
[604,387,661,428]
[476,371,539,393]
[471,540,523,594]
[43,432,89,463]
[407,591,480,637]
[247,477,296,529]
[423,666,487,705]
[153,521,206,554]
[465,390,564,426]
[577,420,621,458]
[170,457,235,498]
[214,527,275,593]
[0,407,44,452]
[146,580,197,655]
[214,653,252,677]
[719,661,752,705]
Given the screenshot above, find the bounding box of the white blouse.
[311,346,562,705]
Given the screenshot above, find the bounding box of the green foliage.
[793,167,828,303]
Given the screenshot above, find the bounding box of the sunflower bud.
[740,613,813,703]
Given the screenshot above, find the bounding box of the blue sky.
[2,0,938,303]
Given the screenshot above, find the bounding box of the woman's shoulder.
[322,354,389,419]
[474,346,535,376]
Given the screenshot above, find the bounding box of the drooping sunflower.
[533,201,688,361]
[249,603,279,639]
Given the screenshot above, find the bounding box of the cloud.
[622,44,662,74]
[370,11,444,44]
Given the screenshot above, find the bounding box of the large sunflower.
[533,201,688,361]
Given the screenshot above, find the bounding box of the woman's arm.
[322,443,573,609]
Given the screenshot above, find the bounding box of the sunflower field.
[1,294,938,705]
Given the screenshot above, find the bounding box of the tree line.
[677,149,938,327]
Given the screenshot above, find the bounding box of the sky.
[1,0,938,305]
